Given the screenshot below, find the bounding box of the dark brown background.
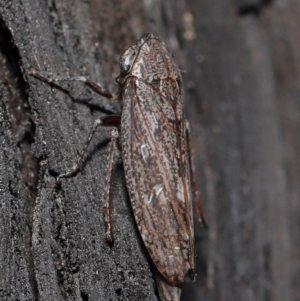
[0,0,299,300]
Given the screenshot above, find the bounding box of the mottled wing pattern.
[121,78,194,285]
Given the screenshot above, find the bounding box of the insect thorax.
[119,35,183,105]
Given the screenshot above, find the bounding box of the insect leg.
[29,70,122,100]
[186,121,207,228]
[155,271,181,301]
[57,115,121,184]
[102,128,119,243]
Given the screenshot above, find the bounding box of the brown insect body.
[118,35,195,287]
[29,34,199,301]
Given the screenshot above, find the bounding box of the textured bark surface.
[0,0,299,301]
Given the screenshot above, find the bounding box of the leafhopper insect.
[29,33,205,301]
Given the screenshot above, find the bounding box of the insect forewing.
[121,76,194,285]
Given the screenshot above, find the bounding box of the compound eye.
[120,61,131,73]
[119,47,137,74]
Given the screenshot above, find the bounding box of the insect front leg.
[185,121,207,228]
[29,70,122,101]
[56,115,121,184]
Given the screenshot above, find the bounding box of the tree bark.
[0,1,299,301]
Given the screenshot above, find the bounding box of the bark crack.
[0,17,40,301]
[237,0,273,16]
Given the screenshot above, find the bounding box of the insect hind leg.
[102,128,119,243]
[185,121,207,228]
[155,271,181,301]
